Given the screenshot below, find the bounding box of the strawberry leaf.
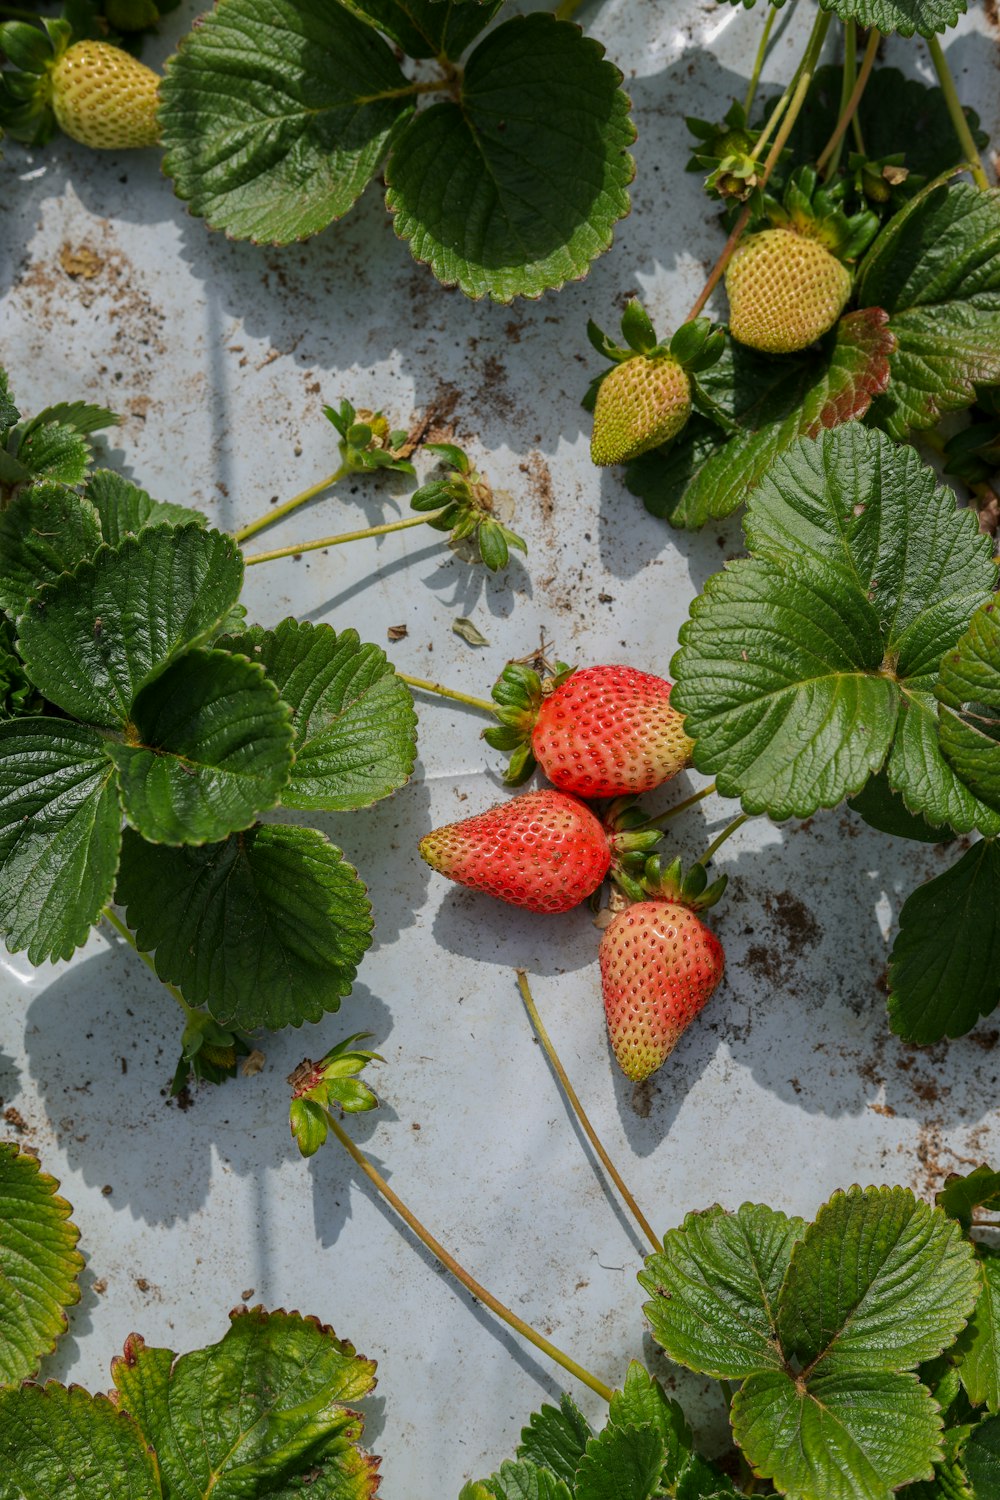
[732,1369,943,1500]
[115,823,372,1029]
[0,1385,160,1500]
[888,839,1000,1043]
[937,601,1000,816]
[0,719,121,964]
[626,309,893,528]
[575,1422,666,1500]
[160,0,416,243]
[964,1418,1000,1495]
[107,650,294,845]
[674,427,996,821]
[517,1395,593,1485]
[111,1308,379,1498]
[480,1461,572,1499]
[0,1143,82,1384]
[16,524,244,728]
[339,0,502,60]
[730,1187,978,1500]
[817,0,965,38]
[778,1187,978,1375]
[219,620,417,811]
[639,1203,807,1379]
[385,14,635,301]
[857,183,1000,438]
[956,1249,1000,1413]
[85,468,206,545]
[4,400,118,490]
[0,481,103,616]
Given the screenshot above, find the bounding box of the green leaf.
[957,1250,1000,1412]
[817,0,965,38]
[219,620,416,811]
[107,650,293,845]
[744,426,996,691]
[857,184,1000,437]
[484,1462,573,1500]
[160,0,415,244]
[938,1167,1000,1233]
[671,555,899,820]
[888,840,1000,1043]
[626,309,894,529]
[965,1418,1000,1497]
[518,1394,593,1485]
[116,823,372,1030]
[0,1385,161,1500]
[673,427,995,822]
[0,719,121,964]
[732,1368,944,1500]
[339,0,502,60]
[112,1306,379,1498]
[0,481,103,617]
[85,469,206,546]
[0,619,41,723]
[575,1422,665,1500]
[8,400,118,488]
[639,1203,806,1379]
[778,1186,979,1374]
[17,525,244,729]
[848,770,958,843]
[385,14,634,301]
[609,1364,693,1485]
[0,1143,82,1384]
[938,602,1000,815]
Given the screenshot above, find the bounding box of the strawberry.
[725,229,852,354]
[599,856,727,1082]
[591,354,692,467]
[419,789,611,914]
[50,40,161,149]
[585,302,724,469]
[600,899,724,1081]
[486,662,693,794]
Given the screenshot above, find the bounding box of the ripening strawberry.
[533,665,692,798]
[419,789,611,914]
[600,900,724,1081]
[591,354,692,466]
[51,41,161,150]
[725,228,852,354]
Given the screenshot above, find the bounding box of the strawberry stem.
[816,26,880,180]
[234,462,352,543]
[743,3,778,118]
[396,673,495,714]
[515,970,660,1252]
[323,1107,616,1403]
[700,813,750,865]
[242,511,440,566]
[926,32,991,191]
[687,8,833,321]
[647,782,717,828]
[102,906,197,1022]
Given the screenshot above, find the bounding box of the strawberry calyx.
[288,1033,383,1158]
[324,398,414,479]
[409,442,527,574]
[687,101,761,204]
[603,796,664,889]
[614,852,728,912]
[756,165,879,265]
[0,17,71,145]
[483,658,575,786]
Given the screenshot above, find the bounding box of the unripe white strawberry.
[51,40,160,150]
[725,228,852,354]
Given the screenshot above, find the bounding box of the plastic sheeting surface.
[1,3,999,1493]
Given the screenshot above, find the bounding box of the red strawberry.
[419,789,611,914]
[600,899,724,1081]
[487,663,693,794]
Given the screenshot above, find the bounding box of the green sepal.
[288,1031,382,1157]
[760,164,881,264]
[409,445,525,571]
[670,319,726,373]
[482,723,525,752]
[0,21,55,72]
[635,854,728,912]
[503,741,537,787]
[0,19,70,144]
[487,660,574,783]
[323,399,414,477]
[587,319,629,363]
[622,299,658,356]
